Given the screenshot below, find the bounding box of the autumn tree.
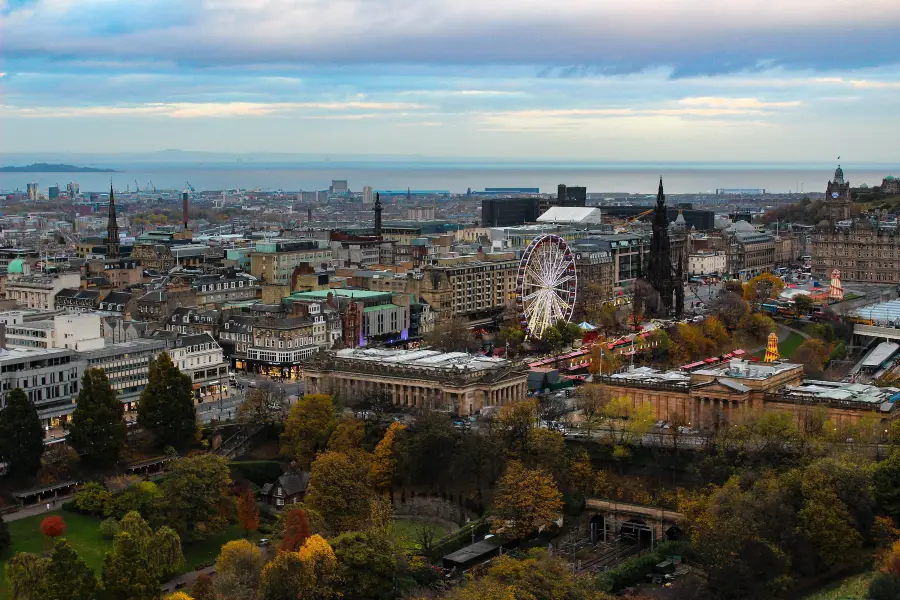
[260,551,306,600]
[66,368,127,466]
[713,291,751,330]
[281,394,337,469]
[327,417,366,452]
[150,526,185,580]
[874,449,900,520]
[492,461,563,540]
[588,344,623,376]
[333,529,398,600]
[496,399,537,454]
[746,312,777,342]
[0,388,45,478]
[214,539,264,600]
[98,532,159,600]
[743,273,785,302]
[237,381,289,425]
[793,338,830,377]
[137,352,197,450]
[306,451,373,533]
[161,454,233,538]
[279,507,312,552]
[43,539,97,600]
[191,573,216,600]
[577,384,610,436]
[41,515,66,539]
[425,317,480,353]
[237,487,260,536]
[298,535,339,600]
[370,421,405,490]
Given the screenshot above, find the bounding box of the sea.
[0,162,895,196]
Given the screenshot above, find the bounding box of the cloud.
[815,77,900,89]
[0,100,427,118]
[677,97,801,110]
[1,0,899,75]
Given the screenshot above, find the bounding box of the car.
[258,538,270,546]
[655,420,666,428]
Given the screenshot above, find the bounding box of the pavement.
[2,498,74,522]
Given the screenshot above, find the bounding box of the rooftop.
[782,380,899,407]
[77,338,168,360]
[286,288,388,301]
[537,206,603,224]
[694,359,801,380]
[851,300,900,326]
[333,347,511,373]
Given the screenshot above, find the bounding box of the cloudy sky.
[1,0,899,161]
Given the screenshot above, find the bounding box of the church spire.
[106,182,120,258]
[373,192,383,237]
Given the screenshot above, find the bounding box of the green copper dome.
[7,258,24,274]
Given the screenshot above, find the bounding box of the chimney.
[182,191,189,229]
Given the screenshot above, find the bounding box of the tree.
[149,526,185,580]
[279,507,312,552]
[869,573,900,600]
[327,417,366,452]
[191,573,216,600]
[66,369,126,465]
[260,551,306,600]
[73,481,113,516]
[118,510,152,550]
[743,273,785,302]
[395,410,459,488]
[0,514,9,553]
[298,534,339,600]
[874,450,900,520]
[333,530,398,600]
[794,294,816,315]
[161,454,233,538]
[370,421,405,490]
[281,394,337,469]
[0,388,45,477]
[237,487,260,536]
[136,353,197,449]
[41,515,66,539]
[793,338,830,377]
[555,321,583,347]
[306,451,373,533]
[746,313,777,342]
[492,461,563,540]
[4,552,50,600]
[713,292,751,330]
[588,344,623,376]
[214,540,265,600]
[497,325,526,357]
[99,532,160,600]
[496,400,537,454]
[425,317,480,353]
[237,381,289,425]
[540,326,564,355]
[577,384,610,435]
[43,539,97,600]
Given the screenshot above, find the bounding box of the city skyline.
[1,0,899,161]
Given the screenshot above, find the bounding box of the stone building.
[419,254,519,325]
[882,176,900,195]
[302,348,528,416]
[811,220,900,283]
[824,165,852,222]
[593,359,899,434]
[724,221,775,280]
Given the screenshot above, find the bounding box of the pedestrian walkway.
[1,496,73,522]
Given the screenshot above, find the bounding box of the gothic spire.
[106,182,120,258]
[656,176,665,208]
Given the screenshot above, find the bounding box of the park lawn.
[0,511,113,598]
[0,512,254,599]
[391,519,447,553]
[801,571,875,600]
[779,331,806,359]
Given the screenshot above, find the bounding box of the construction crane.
[134,180,140,193]
[148,180,156,193]
[185,181,196,193]
[627,208,655,224]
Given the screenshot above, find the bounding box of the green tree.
[149,526,185,580]
[0,388,45,477]
[4,552,50,600]
[746,312,777,342]
[118,510,153,551]
[492,461,563,540]
[395,410,459,488]
[161,454,232,538]
[874,449,900,520]
[333,530,398,600]
[281,394,337,469]
[136,352,197,449]
[66,369,126,465]
[306,451,373,533]
[43,539,97,600]
[73,481,113,516]
[99,532,159,600]
[869,573,900,600]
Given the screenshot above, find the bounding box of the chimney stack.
[182,191,189,229]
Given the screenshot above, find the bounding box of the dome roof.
[7,258,24,274]
[675,212,686,223]
[726,220,756,233]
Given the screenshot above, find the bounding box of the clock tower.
[824,164,851,222]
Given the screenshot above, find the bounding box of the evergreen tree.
[67,369,126,465]
[99,532,159,600]
[0,388,45,477]
[43,539,97,600]
[136,353,197,449]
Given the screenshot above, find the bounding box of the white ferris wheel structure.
[515,234,578,339]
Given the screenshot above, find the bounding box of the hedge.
[228,461,284,487]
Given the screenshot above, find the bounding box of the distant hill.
[0,163,117,173]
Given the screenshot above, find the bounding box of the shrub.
[595,541,689,593]
[61,500,77,512]
[41,515,67,538]
[73,481,112,516]
[869,573,900,600]
[258,523,273,534]
[99,517,120,540]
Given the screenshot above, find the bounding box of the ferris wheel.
[516,234,578,339]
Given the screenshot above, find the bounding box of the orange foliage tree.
[279,508,311,552]
[237,487,260,536]
[369,421,405,491]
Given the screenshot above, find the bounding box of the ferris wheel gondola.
[515,234,578,339]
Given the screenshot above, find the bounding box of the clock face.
[831,192,840,199]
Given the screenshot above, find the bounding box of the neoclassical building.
[302,348,528,416]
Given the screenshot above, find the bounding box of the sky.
[1,0,899,162]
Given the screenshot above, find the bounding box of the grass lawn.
[391,519,447,553]
[753,331,805,360]
[0,512,112,597]
[801,571,875,600]
[0,512,256,598]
